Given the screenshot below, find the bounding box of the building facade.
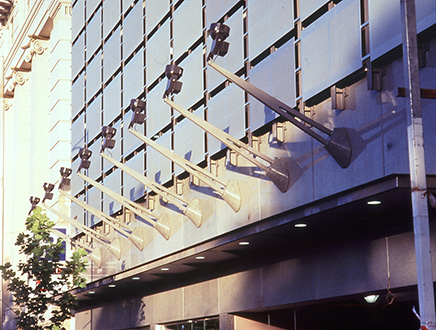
[2,0,436,329]
[0,0,73,329]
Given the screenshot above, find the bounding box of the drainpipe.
[400,0,436,329]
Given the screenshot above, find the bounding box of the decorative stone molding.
[3,98,12,111]
[5,69,29,93]
[22,35,49,63]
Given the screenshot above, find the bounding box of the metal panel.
[72,73,85,117]
[86,187,102,226]
[86,8,102,61]
[123,152,145,201]
[205,0,236,25]
[247,0,294,59]
[103,27,121,83]
[146,80,171,137]
[300,0,329,21]
[86,96,102,142]
[207,8,244,92]
[86,0,101,20]
[173,0,203,60]
[71,112,85,156]
[301,0,361,101]
[249,39,296,131]
[103,0,121,39]
[88,138,103,180]
[72,0,85,40]
[174,107,205,176]
[146,19,170,85]
[175,46,203,110]
[86,51,102,102]
[123,50,145,106]
[72,32,85,79]
[123,1,144,60]
[103,121,122,172]
[146,130,172,185]
[102,73,122,125]
[207,84,245,156]
[369,0,436,60]
[145,0,170,34]
[103,168,122,215]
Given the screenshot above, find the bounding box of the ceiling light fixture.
[239,241,249,246]
[295,223,307,228]
[367,200,381,205]
[364,294,379,303]
[132,277,140,280]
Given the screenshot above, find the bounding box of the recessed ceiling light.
[239,241,250,246]
[367,200,381,205]
[161,267,170,271]
[195,256,205,260]
[132,277,140,280]
[108,284,116,288]
[89,291,95,294]
[364,294,379,303]
[295,223,307,228]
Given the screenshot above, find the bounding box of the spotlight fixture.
[129,99,146,128]
[163,64,183,98]
[77,148,92,171]
[101,126,117,152]
[42,182,55,202]
[59,167,73,190]
[29,196,40,215]
[207,23,230,61]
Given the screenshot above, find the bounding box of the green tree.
[0,206,87,330]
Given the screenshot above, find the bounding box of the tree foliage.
[0,207,88,330]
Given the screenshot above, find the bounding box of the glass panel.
[123,1,144,60]
[145,0,170,35]
[72,0,84,40]
[103,73,122,124]
[175,46,203,110]
[249,39,295,131]
[72,32,85,79]
[146,80,171,138]
[369,0,435,60]
[103,0,121,39]
[86,51,102,102]
[300,0,329,21]
[123,115,145,156]
[71,158,84,196]
[86,8,102,61]
[173,0,202,60]
[71,112,85,156]
[247,0,294,59]
[102,120,122,172]
[86,96,102,142]
[71,193,85,225]
[102,169,122,215]
[174,107,205,176]
[146,19,170,85]
[207,84,245,156]
[123,50,145,106]
[86,0,101,20]
[205,0,236,26]
[103,27,121,83]
[86,187,102,226]
[72,73,85,117]
[206,8,244,92]
[123,152,145,201]
[87,138,103,180]
[301,0,361,101]
[146,131,172,185]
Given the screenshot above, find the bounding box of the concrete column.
[220,313,235,330]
